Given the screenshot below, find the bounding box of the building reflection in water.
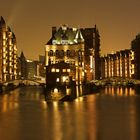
[41,94,98,140]
[0,86,45,113]
[0,95,19,113]
[0,91,19,113]
[103,86,136,96]
[129,100,137,140]
[0,86,140,139]
[85,95,98,140]
[44,84,84,101]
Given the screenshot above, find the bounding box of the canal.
[0,86,140,140]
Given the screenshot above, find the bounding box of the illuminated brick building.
[0,16,17,82]
[18,51,27,79]
[45,25,100,85]
[131,34,140,79]
[101,33,140,80]
[81,26,100,80]
[101,50,134,79]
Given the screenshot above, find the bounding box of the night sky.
[1,0,140,60]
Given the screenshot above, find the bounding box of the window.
[51,68,55,72]
[48,50,54,56]
[63,69,66,72]
[60,50,64,57]
[56,78,59,82]
[66,50,70,57]
[56,69,60,72]
[70,50,75,57]
[55,50,59,57]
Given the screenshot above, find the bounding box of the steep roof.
[0,16,6,27]
[46,25,84,45]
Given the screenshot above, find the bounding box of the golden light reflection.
[52,101,63,140]
[86,95,97,140]
[63,102,69,107]
[105,87,108,95]
[41,101,47,109]
[129,88,135,96]
[119,87,123,96]
[75,96,84,102]
[53,101,58,110]
[125,88,128,96]
[111,87,115,96]
[104,87,135,96]
[1,101,18,113]
[129,99,137,140]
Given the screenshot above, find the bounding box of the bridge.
[2,78,45,87]
[90,77,140,86]
[0,79,45,93]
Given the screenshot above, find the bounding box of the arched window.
[78,50,82,61]
[78,50,82,56]
[55,50,59,57]
[48,50,54,56]
[66,50,70,57]
[70,50,75,57]
[60,50,64,57]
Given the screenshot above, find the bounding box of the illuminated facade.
[100,33,140,80]
[81,26,101,80]
[101,49,134,79]
[45,25,101,85]
[0,16,17,82]
[18,52,27,79]
[101,34,140,80]
[18,53,45,80]
[46,61,74,86]
[131,34,140,79]
[26,59,37,79]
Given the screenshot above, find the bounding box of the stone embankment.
[90,78,140,87]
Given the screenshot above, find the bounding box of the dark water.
[0,86,140,140]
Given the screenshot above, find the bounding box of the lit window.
[67,69,70,72]
[3,32,6,39]
[56,69,59,72]
[54,88,58,93]
[63,69,66,72]
[56,78,59,82]
[62,76,69,82]
[3,47,6,52]
[3,60,6,65]
[131,53,134,60]
[51,68,55,72]
[3,68,6,73]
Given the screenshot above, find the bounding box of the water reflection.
[0,99,18,113]
[0,86,140,140]
[43,95,98,140]
[0,90,19,113]
[0,86,44,113]
[44,84,84,101]
[103,86,136,96]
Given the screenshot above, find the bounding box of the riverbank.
[0,83,20,94]
[91,78,140,87]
